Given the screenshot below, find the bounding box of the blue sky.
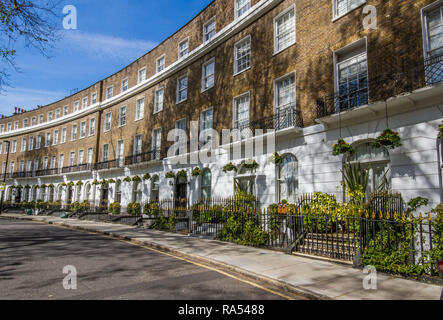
[0,0,213,116]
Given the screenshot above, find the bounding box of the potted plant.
[48,184,55,188]
[223,162,237,173]
[132,175,142,182]
[92,179,100,186]
[278,200,289,214]
[67,181,74,187]
[242,160,259,172]
[176,170,187,179]
[76,180,83,186]
[127,201,141,215]
[123,176,132,183]
[24,184,31,190]
[143,173,151,181]
[100,179,108,186]
[60,182,67,187]
[192,167,201,177]
[165,171,175,179]
[110,201,121,215]
[270,152,284,166]
[332,138,355,156]
[373,129,402,149]
[107,179,116,184]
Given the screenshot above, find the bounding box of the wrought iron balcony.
[234,105,303,134]
[94,159,124,170]
[125,149,162,166]
[317,54,443,118]
[62,164,92,174]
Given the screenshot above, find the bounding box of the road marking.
[28,219,295,300]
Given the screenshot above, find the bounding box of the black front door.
[67,187,73,204]
[100,188,109,210]
[175,177,187,208]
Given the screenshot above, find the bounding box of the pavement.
[1,213,442,300]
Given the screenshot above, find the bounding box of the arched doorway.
[32,186,38,202]
[345,141,391,198]
[15,187,22,203]
[201,168,212,199]
[56,185,63,202]
[278,154,298,203]
[175,175,187,207]
[67,187,74,205]
[151,175,159,202]
[115,180,121,203]
[84,183,92,204]
[100,185,109,209]
[132,181,142,203]
[48,186,55,203]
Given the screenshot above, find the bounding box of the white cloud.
[61,31,158,61]
[0,88,66,116]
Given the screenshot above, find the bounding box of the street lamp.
[0,140,11,214]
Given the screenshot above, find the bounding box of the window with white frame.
[69,152,75,167]
[177,76,188,103]
[91,93,97,105]
[133,135,142,156]
[275,73,296,111]
[202,59,215,91]
[234,36,251,75]
[121,78,128,92]
[26,160,32,173]
[179,39,189,59]
[0,142,2,154]
[423,3,443,84]
[9,162,14,174]
[59,155,64,171]
[82,97,88,109]
[63,106,68,116]
[78,150,84,165]
[29,136,34,150]
[50,156,56,169]
[43,157,48,170]
[335,41,368,110]
[334,0,366,19]
[21,138,27,152]
[119,106,127,127]
[138,68,146,83]
[89,118,95,136]
[31,117,36,126]
[233,92,250,131]
[71,125,77,141]
[23,118,29,127]
[152,128,162,159]
[53,130,59,145]
[38,115,44,124]
[87,148,93,165]
[117,140,124,166]
[106,87,113,100]
[80,121,86,138]
[204,17,216,43]
[200,108,214,147]
[0,124,4,132]
[135,98,145,120]
[104,112,111,131]
[102,144,109,162]
[55,109,61,119]
[45,133,51,147]
[74,101,79,112]
[19,160,24,173]
[156,56,165,73]
[154,88,164,113]
[61,128,67,143]
[36,135,41,149]
[274,7,296,53]
[235,0,251,19]
[174,119,187,156]
[7,123,12,131]
[14,121,18,130]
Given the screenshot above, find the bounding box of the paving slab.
[1,213,442,300]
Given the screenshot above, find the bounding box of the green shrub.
[110,201,121,215]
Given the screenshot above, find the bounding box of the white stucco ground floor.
[4,89,443,215]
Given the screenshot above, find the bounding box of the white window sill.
[153,109,163,115]
[176,98,187,105]
[134,117,144,122]
[201,85,214,93]
[273,41,296,56]
[234,66,251,77]
[332,2,367,22]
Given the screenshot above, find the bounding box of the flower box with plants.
[67,182,74,187]
[60,182,67,187]
[332,138,355,156]
[373,129,402,149]
[24,185,31,190]
[223,162,237,173]
[192,167,201,177]
[176,170,187,179]
[270,152,284,166]
[48,184,55,188]
[107,179,116,184]
[242,160,259,172]
[127,201,141,215]
[165,171,175,179]
[143,173,151,181]
[100,179,108,186]
[110,201,121,215]
[76,180,83,186]
[92,179,100,186]
[123,176,132,183]
[132,175,142,182]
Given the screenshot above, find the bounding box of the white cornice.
[0,0,283,140]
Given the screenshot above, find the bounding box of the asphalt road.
[0,219,305,300]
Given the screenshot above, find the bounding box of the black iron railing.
[317,54,443,118]
[234,105,303,134]
[94,159,123,170]
[125,149,162,166]
[62,164,92,174]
